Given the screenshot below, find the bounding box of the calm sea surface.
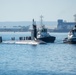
[0,32,76,75]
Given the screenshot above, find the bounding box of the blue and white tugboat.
[63,25,76,44]
[37,16,56,43]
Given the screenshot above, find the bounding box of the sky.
[0,0,76,22]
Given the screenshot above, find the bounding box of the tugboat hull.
[63,38,76,44]
[38,36,56,43]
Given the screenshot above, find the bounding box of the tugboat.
[37,25,56,43]
[63,25,76,44]
[36,16,56,43]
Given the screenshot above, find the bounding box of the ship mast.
[74,14,76,25]
[40,15,44,26]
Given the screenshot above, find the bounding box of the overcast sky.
[0,0,76,22]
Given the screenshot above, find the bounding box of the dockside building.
[57,19,76,30]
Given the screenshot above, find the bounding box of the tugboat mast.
[40,15,44,26]
[74,14,76,25]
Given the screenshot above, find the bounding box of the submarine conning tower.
[31,19,37,40]
[0,36,2,43]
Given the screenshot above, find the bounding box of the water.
[0,32,76,75]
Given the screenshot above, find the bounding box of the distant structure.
[0,25,30,32]
[57,15,76,31]
[57,19,76,31]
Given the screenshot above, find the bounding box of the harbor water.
[0,32,76,75]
